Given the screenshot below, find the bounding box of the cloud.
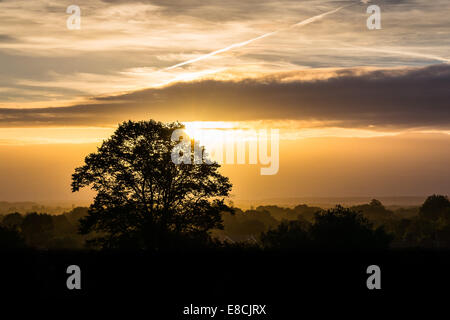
[163,5,348,71]
[0,34,17,43]
[0,0,449,106]
[0,64,449,130]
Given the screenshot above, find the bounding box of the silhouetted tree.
[261,219,311,249]
[260,206,392,250]
[72,120,232,249]
[21,213,54,248]
[1,212,23,230]
[351,199,393,224]
[310,205,393,250]
[0,225,25,249]
[293,204,322,222]
[419,194,450,222]
[65,207,88,228]
[219,208,279,242]
[51,214,75,236]
[256,204,321,222]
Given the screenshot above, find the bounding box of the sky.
[0,0,449,203]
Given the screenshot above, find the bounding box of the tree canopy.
[419,194,450,222]
[310,206,393,249]
[261,206,393,250]
[0,225,25,249]
[71,120,232,249]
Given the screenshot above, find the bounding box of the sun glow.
[182,121,240,160]
[183,121,237,143]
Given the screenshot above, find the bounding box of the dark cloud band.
[0,64,449,129]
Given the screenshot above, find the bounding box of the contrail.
[340,44,450,64]
[165,31,278,70]
[164,5,349,71]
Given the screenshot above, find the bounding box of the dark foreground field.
[1,249,449,315]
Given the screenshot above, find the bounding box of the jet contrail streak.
[340,44,450,64]
[165,31,278,70]
[164,5,348,71]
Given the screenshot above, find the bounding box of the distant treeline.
[0,207,88,249]
[0,195,449,250]
[215,195,450,249]
[0,201,75,215]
